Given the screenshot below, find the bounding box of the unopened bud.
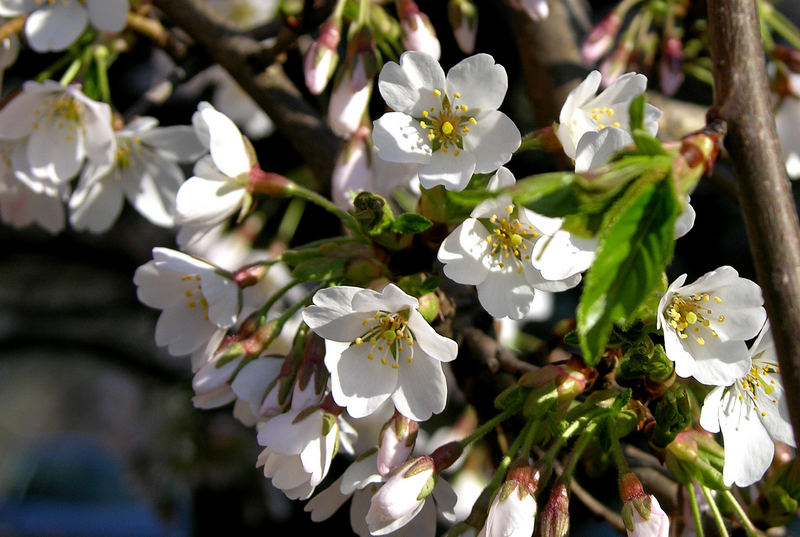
[448,0,477,54]
[582,12,622,63]
[233,262,269,288]
[431,441,464,473]
[304,18,341,95]
[659,36,684,97]
[774,45,800,74]
[292,333,327,410]
[417,292,441,323]
[517,0,549,21]
[378,412,419,475]
[540,482,570,537]
[397,0,441,59]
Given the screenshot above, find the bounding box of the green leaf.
[631,130,668,156]
[396,274,440,297]
[577,177,680,366]
[391,213,433,234]
[628,93,646,131]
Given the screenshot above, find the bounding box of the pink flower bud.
[304,19,340,95]
[398,0,441,59]
[292,334,327,410]
[659,36,684,97]
[448,0,478,54]
[366,456,436,534]
[582,12,622,64]
[377,412,419,476]
[480,476,538,537]
[517,0,549,22]
[539,482,569,537]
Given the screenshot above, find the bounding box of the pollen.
[442,121,454,135]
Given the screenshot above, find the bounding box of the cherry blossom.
[556,70,661,172]
[69,116,205,232]
[373,51,520,191]
[0,80,114,185]
[657,266,766,386]
[302,284,458,421]
[700,323,796,486]
[0,0,128,52]
[437,168,595,319]
[626,495,669,537]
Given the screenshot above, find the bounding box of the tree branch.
[706,0,800,448]
[151,0,340,185]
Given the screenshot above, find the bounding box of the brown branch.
[706,0,800,448]
[151,0,340,185]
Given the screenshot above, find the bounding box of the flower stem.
[357,0,370,27]
[458,400,525,451]
[720,489,759,537]
[59,57,84,86]
[609,420,630,475]
[286,182,365,239]
[487,419,533,490]
[686,482,705,537]
[257,278,303,323]
[261,284,323,349]
[701,485,729,537]
[561,419,600,485]
[94,45,112,104]
[277,197,307,245]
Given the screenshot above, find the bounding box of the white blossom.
[556,70,661,172]
[0,0,128,52]
[328,65,372,138]
[256,407,353,500]
[175,102,255,248]
[366,456,436,535]
[69,116,204,232]
[133,247,243,357]
[700,323,796,487]
[0,80,114,185]
[303,284,458,422]
[657,266,766,386]
[437,167,595,320]
[373,51,520,191]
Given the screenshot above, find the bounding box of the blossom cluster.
[1,2,798,537]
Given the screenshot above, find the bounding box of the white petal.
[120,149,182,227]
[466,110,520,174]
[674,197,695,238]
[25,2,87,52]
[85,0,128,32]
[378,51,445,114]
[192,355,241,394]
[327,343,398,418]
[373,112,432,164]
[351,284,418,314]
[487,166,516,191]
[196,103,251,178]
[559,71,602,125]
[175,173,244,225]
[393,348,447,421]
[303,310,366,342]
[574,127,632,173]
[68,167,123,232]
[446,54,508,112]
[699,386,724,434]
[589,72,647,109]
[531,229,596,281]
[138,125,206,162]
[27,117,84,183]
[438,219,491,286]
[230,356,282,411]
[259,409,321,454]
[0,89,41,139]
[155,306,219,356]
[418,149,475,191]
[718,392,775,487]
[133,261,180,309]
[476,268,537,320]
[407,309,458,362]
[305,475,350,522]
[341,452,382,495]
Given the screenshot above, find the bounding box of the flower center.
[180,273,209,321]
[355,310,415,368]
[733,358,780,418]
[416,90,477,156]
[32,94,87,142]
[483,204,538,273]
[666,292,724,345]
[588,106,621,130]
